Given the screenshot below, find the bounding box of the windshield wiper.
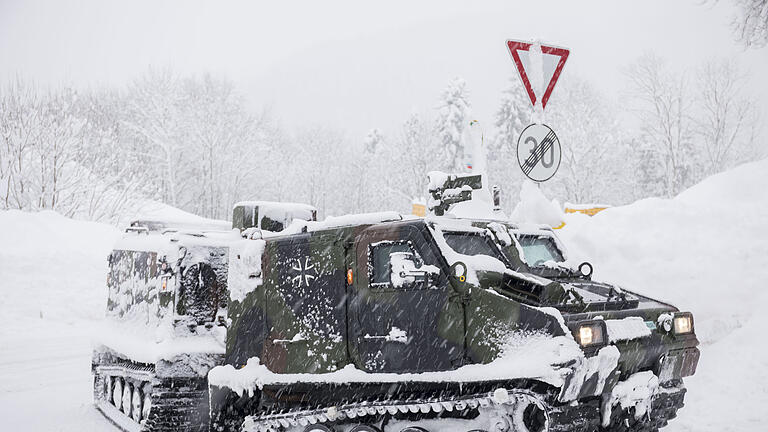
[564,285,586,308]
[606,286,629,305]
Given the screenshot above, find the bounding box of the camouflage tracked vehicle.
[91,203,317,432]
[93,178,700,432]
[206,175,700,432]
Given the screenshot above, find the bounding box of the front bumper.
[558,343,700,403]
[548,380,687,432]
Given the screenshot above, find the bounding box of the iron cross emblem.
[290,257,316,288]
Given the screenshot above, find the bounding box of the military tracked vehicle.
[94,177,700,432]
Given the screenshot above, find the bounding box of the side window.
[369,241,423,288]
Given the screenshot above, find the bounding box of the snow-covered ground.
[0,210,119,431]
[1,159,766,431]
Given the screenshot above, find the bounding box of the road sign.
[516,123,561,182]
[506,40,569,109]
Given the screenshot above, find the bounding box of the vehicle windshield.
[443,232,505,260]
[515,234,565,266]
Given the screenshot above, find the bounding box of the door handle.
[272,333,306,345]
[362,328,408,343]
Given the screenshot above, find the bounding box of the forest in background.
[0,53,764,224]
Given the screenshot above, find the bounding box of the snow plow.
[93,178,700,432]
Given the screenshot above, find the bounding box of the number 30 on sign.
[516,123,562,182]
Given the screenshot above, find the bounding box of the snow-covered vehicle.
[204,176,699,432]
[93,178,700,432]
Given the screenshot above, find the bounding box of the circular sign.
[516,123,562,182]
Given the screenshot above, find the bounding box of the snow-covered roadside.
[0,210,120,430]
[557,158,768,432]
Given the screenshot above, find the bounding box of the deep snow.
[1,159,767,431]
[556,158,768,432]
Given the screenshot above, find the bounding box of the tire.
[131,386,143,422]
[122,383,133,416]
[113,378,123,410]
[142,386,152,422]
[399,427,429,432]
[522,403,546,432]
[104,376,113,403]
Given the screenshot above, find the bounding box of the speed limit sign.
[516,123,561,182]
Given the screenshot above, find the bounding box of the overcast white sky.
[1,0,766,142]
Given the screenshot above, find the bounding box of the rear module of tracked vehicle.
[92,203,316,432]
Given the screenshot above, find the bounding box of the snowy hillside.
[0,160,766,431]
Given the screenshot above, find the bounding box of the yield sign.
[506,40,569,109]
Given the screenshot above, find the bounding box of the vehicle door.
[263,233,348,374]
[350,223,464,373]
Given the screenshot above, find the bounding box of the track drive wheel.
[104,376,113,403]
[131,386,143,422]
[122,383,133,416]
[112,378,123,410]
[142,385,152,421]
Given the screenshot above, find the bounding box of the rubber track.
[239,388,600,432]
[236,386,686,432]
[94,357,211,432]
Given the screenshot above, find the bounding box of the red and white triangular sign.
[506,40,569,109]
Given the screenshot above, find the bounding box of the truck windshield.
[443,232,505,260]
[515,234,565,266]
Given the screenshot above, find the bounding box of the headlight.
[574,321,606,347]
[673,312,694,335]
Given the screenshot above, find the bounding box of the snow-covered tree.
[694,59,762,176]
[493,78,531,153]
[546,78,629,204]
[395,112,447,203]
[731,0,768,47]
[0,83,87,216]
[363,128,384,154]
[435,78,471,171]
[122,69,187,207]
[178,74,264,219]
[625,54,696,197]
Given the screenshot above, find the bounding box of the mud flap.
[657,347,700,382]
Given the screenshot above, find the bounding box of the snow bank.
[555,159,768,432]
[0,210,120,328]
[510,181,565,228]
[558,158,768,345]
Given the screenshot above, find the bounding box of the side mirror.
[389,251,435,288]
[578,262,593,279]
[449,261,471,294]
